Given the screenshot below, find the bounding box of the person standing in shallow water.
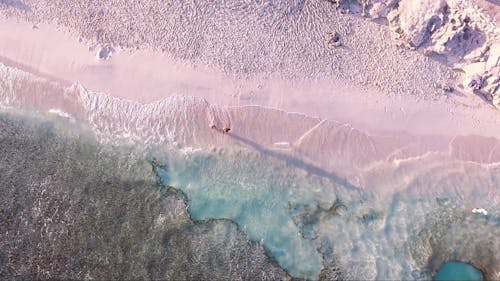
[210,124,231,134]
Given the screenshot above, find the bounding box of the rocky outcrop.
[384,0,499,108]
[334,0,500,109]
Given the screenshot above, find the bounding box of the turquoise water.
[153,148,499,280]
[434,262,483,281]
[2,94,499,280]
[154,149,355,279]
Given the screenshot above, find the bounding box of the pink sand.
[1,18,499,139]
[1,17,500,188]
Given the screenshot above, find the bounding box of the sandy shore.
[1,17,500,140]
[1,6,499,280]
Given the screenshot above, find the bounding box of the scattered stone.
[328,0,345,9]
[97,45,115,60]
[327,31,342,49]
[468,75,483,90]
[436,82,454,93]
[443,85,454,92]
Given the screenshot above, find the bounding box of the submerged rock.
[408,204,499,280]
[0,111,290,281]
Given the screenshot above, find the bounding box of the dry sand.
[1,17,499,140]
[1,2,499,279]
[1,1,500,187]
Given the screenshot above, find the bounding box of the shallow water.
[434,261,483,281]
[154,150,345,278]
[0,111,289,280]
[1,0,499,277]
[154,145,500,280]
[1,107,499,280]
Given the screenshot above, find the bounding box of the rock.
[464,66,500,109]
[327,31,342,49]
[486,42,500,69]
[468,75,484,90]
[373,0,500,109]
[463,61,487,77]
[483,67,500,108]
[395,0,447,47]
[97,45,115,60]
[493,93,500,109]
[368,2,389,19]
[471,208,488,216]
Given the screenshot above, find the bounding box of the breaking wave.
[1,64,499,280]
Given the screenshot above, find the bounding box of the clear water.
[0,111,293,280]
[434,262,483,281]
[154,148,499,280]
[155,150,341,279]
[1,107,498,280]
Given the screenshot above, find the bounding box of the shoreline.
[1,17,499,140]
[1,61,500,171]
[1,3,499,280]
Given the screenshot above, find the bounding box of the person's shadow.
[227,132,362,193]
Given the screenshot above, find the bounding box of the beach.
[1,0,499,280]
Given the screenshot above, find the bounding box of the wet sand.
[1,17,500,140]
[1,3,499,280]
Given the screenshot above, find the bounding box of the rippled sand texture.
[0,0,458,96]
[0,0,499,280]
[2,0,499,106]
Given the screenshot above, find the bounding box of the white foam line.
[48,108,72,119]
[294,119,327,147]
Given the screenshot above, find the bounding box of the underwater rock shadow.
[228,133,361,193]
[0,111,292,281]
